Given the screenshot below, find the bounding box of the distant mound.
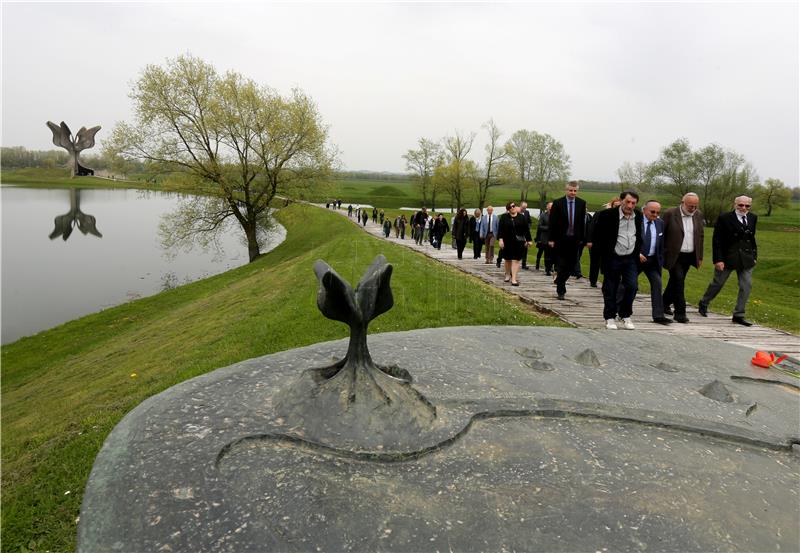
[371,185,407,197]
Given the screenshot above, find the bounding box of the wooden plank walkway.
[333,208,800,357]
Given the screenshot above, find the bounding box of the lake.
[1,186,285,344]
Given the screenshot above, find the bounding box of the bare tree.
[437,131,476,210]
[475,118,506,208]
[504,129,570,207]
[617,161,653,193]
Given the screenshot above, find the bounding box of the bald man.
[662,192,704,323]
[698,196,758,326]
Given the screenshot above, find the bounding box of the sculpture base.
[78,327,800,552]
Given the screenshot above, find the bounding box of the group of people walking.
[346,180,759,329]
[532,181,758,329]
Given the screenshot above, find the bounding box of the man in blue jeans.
[589,190,644,330]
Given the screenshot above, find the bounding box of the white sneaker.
[622,317,635,330]
[605,319,618,330]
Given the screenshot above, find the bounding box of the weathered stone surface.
[78,327,800,552]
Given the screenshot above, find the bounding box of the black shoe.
[557,294,565,300]
[664,306,674,316]
[653,317,673,325]
[732,316,753,327]
[574,274,583,279]
[535,266,540,271]
[545,271,552,276]
[674,315,689,323]
[511,282,520,287]
[698,302,708,317]
[521,266,529,270]
[496,261,501,268]
[590,282,597,288]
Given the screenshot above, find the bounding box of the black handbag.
[512,217,526,244]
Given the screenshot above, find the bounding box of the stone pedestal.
[77,327,800,552]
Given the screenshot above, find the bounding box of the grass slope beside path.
[1,203,561,553]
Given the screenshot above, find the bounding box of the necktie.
[644,221,652,255]
[741,215,747,228]
[488,215,492,233]
[568,201,574,235]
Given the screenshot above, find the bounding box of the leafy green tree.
[702,152,758,225]
[403,138,443,207]
[649,138,699,198]
[755,178,792,216]
[693,143,727,212]
[106,54,335,262]
[503,129,535,202]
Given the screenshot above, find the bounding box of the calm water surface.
[1,186,285,344]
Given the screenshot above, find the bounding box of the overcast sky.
[2,1,798,184]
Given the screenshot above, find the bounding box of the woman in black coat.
[498,201,532,286]
[452,208,470,259]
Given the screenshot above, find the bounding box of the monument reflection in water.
[48,189,102,240]
[0,186,284,344]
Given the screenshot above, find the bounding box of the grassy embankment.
[1,199,562,553]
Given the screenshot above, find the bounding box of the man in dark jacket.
[638,200,670,324]
[432,214,449,250]
[519,201,533,269]
[662,192,704,323]
[534,202,553,273]
[589,190,643,329]
[548,181,588,300]
[469,208,483,259]
[698,196,758,326]
[412,207,428,245]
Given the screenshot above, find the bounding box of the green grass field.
[0,203,561,553]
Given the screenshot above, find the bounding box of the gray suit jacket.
[479,213,500,239]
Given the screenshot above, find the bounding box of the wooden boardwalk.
[336,209,800,357]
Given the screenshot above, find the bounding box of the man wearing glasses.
[662,192,704,323]
[698,196,758,326]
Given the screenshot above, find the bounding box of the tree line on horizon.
[403,128,794,225]
[1,52,794,256]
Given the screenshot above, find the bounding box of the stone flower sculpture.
[46,121,101,177]
[274,255,436,447]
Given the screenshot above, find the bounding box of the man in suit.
[662,192,704,323]
[480,206,499,264]
[638,200,671,325]
[698,196,758,326]
[469,208,483,259]
[589,190,643,329]
[548,181,587,300]
[519,201,533,270]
